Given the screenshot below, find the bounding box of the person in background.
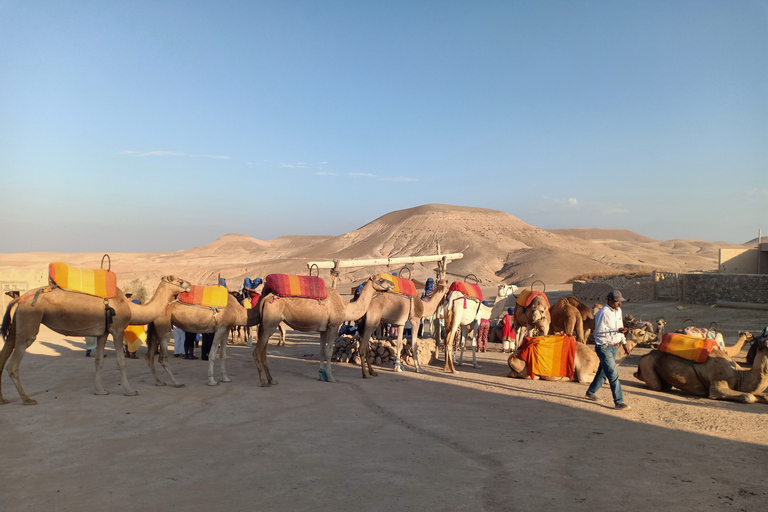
[242,277,254,299]
[477,300,490,352]
[172,325,186,357]
[219,277,227,288]
[184,331,199,359]
[201,332,215,361]
[501,307,515,353]
[585,290,632,411]
[84,336,101,358]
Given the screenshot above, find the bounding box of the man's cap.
[607,290,627,302]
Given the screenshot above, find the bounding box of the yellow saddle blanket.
[49,262,117,299]
[178,285,229,309]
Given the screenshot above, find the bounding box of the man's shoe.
[615,403,631,411]
[585,392,598,402]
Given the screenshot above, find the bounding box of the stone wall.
[681,273,768,304]
[574,272,768,305]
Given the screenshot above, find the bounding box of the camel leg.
[207,332,222,386]
[145,330,165,386]
[392,328,405,372]
[5,335,38,405]
[444,323,457,374]
[93,333,111,395]
[217,327,231,383]
[277,323,286,346]
[155,335,184,387]
[410,329,425,374]
[252,324,273,386]
[709,381,757,403]
[0,325,17,404]
[112,331,138,396]
[359,323,378,378]
[633,355,673,392]
[318,329,337,383]
[469,322,481,369]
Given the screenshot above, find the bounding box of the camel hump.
[178,285,229,308]
[48,262,117,298]
[265,274,328,300]
[448,281,483,302]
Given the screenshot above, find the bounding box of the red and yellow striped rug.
[177,285,230,309]
[265,274,327,300]
[517,334,576,379]
[49,262,117,299]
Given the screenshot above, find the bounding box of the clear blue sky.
[2,0,766,252]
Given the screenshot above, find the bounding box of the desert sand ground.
[2,294,768,512]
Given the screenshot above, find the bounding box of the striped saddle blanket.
[377,274,417,297]
[49,262,117,299]
[265,274,327,300]
[679,326,725,350]
[658,333,719,363]
[516,289,550,308]
[449,281,483,302]
[178,285,229,309]
[517,335,577,379]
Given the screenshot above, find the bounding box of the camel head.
[368,274,396,293]
[657,319,666,335]
[161,275,193,293]
[738,331,754,343]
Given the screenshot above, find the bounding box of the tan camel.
[513,293,551,349]
[146,292,263,387]
[252,274,395,387]
[443,289,485,373]
[633,332,768,403]
[0,276,191,405]
[549,297,585,343]
[566,297,595,340]
[507,342,599,383]
[358,279,449,377]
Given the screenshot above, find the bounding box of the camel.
[0,276,191,405]
[565,297,595,340]
[442,289,485,373]
[513,293,551,349]
[507,341,599,383]
[252,274,395,387]
[633,332,768,403]
[549,297,585,343]
[146,292,264,387]
[625,319,667,347]
[357,279,449,378]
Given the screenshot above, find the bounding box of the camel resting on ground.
[633,332,768,403]
[507,341,599,383]
[0,276,191,404]
[513,293,551,349]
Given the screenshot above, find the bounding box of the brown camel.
[252,274,394,387]
[549,297,585,343]
[507,342,599,383]
[565,297,595,340]
[0,276,191,405]
[513,293,551,349]
[358,279,449,378]
[633,332,768,403]
[146,292,263,387]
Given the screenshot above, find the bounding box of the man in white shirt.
[585,290,631,410]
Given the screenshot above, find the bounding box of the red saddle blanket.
[516,289,550,308]
[265,274,327,300]
[49,262,117,299]
[658,333,718,363]
[378,274,417,297]
[178,285,229,309]
[517,335,577,379]
[449,281,483,302]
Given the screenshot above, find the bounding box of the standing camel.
[252,274,394,387]
[443,284,485,373]
[147,291,263,387]
[358,278,449,378]
[0,276,191,405]
[549,297,585,343]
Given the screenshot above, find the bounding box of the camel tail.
[145,322,159,352]
[1,298,20,340]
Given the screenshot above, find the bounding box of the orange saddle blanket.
[449,281,483,302]
[517,335,577,379]
[516,289,550,308]
[265,274,328,300]
[658,333,718,363]
[378,274,417,297]
[49,262,117,299]
[177,285,229,309]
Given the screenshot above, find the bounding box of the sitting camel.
[252,274,394,386]
[565,297,595,340]
[633,332,768,403]
[513,292,551,349]
[507,341,599,383]
[147,291,263,387]
[549,297,585,343]
[358,279,449,377]
[0,276,191,405]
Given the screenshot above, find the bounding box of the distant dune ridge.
[0,204,745,291]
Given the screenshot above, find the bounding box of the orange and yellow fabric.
[448,281,483,302]
[265,274,328,300]
[49,262,117,299]
[177,285,229,309]
[516,289,550,308]
[658,333,718,363]
[123,325,146,353]
[517,335,577,379]
[377,274,417,297]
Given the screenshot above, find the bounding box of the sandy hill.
[0,204,744,295]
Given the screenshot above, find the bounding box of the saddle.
[449,281,483,302]
[377,274,417,297]
[48,262,117,299]
[517,335,577,379]
[658,333,718,363]
[177,285,229,309]
[516,289,549,308]
[264,274,328,300]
